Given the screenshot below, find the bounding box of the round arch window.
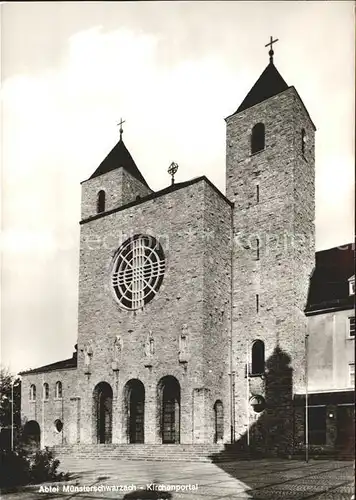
[250,395,266,413]
[54,419,63,433]
[111,235,165,311]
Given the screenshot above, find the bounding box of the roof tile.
[88,139,149,187]
[234,62,289,114]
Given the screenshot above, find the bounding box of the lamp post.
[305,333,309,463]
[11,379,14,451]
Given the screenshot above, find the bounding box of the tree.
[0,368,21,447]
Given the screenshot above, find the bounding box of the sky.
[1,1,354,375]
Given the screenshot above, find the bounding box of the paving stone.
[2,458,354,500]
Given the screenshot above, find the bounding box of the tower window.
[251,123,265,154]
[251,340,265,375]
[256,238,260,261]
[55,381,62,399]
[301,129,307,155]
[97,190,106,213]
[256,294,259,313]
[256,184,260,203]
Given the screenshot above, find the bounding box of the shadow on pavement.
[209,346,354,498]
[123,479,172,499]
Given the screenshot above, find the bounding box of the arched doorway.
[214,400,224,443]
[23,420,41,450]
[158,376,180,444]
[93,382,113,444]
[123,379,145,443]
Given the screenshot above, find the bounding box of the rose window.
[111,235,165,310]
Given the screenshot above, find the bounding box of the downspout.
[62,392,64,445]
[305,333,309,463]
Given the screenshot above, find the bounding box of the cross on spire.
[117,118,126,140]
[265,36,279,63]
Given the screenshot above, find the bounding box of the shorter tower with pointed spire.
[81,129,152,221]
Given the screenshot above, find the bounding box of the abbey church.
[20,45,355,459]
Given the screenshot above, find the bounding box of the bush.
[0,447,68,489]
[0,448,30,488]
[28,448,61,484]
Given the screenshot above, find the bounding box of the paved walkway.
[2,458,354,500]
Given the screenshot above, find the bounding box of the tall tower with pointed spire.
[226,42,315,452]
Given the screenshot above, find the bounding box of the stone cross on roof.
[117,118,126,140]
[265,36,279,63]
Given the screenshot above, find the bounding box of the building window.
[307,406,326,445]
[349,364,355,386]
[111,235,165,311]
[214,400,224,443]
[55,381,62,399]
[29,384,36,401]
[43,383,49,400]
[349,317,355,337]
[251,123,265,154]
[301,128,307,155]
[349,276,355,296]
[256,184,260,203]
[250,395,266,413]
[54,419,63,433]
[251,340,265,375]
[97,190,106,213]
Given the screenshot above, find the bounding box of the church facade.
[19,49,354,457]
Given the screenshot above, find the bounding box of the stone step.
[51,443,354,463]
[52,443,228,462]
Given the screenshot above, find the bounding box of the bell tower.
[226,40,315,451]
[80,121,152,222]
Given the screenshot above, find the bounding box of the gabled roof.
[233,61,289,115]
[80,175,233,225]
[88,138,149,187]
[19,355,77,375]
[306,243,355,314]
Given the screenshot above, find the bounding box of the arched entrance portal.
[23,420,41,450]
[158,376,180,444]
[123,379,145,443]
[93,382,113,444]
[214,400,224,443]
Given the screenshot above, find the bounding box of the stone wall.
[21,367,78,447]
[76,178,231,444]
[121,169,152,207]
[202,183,232,443]
[81,168,152,220]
